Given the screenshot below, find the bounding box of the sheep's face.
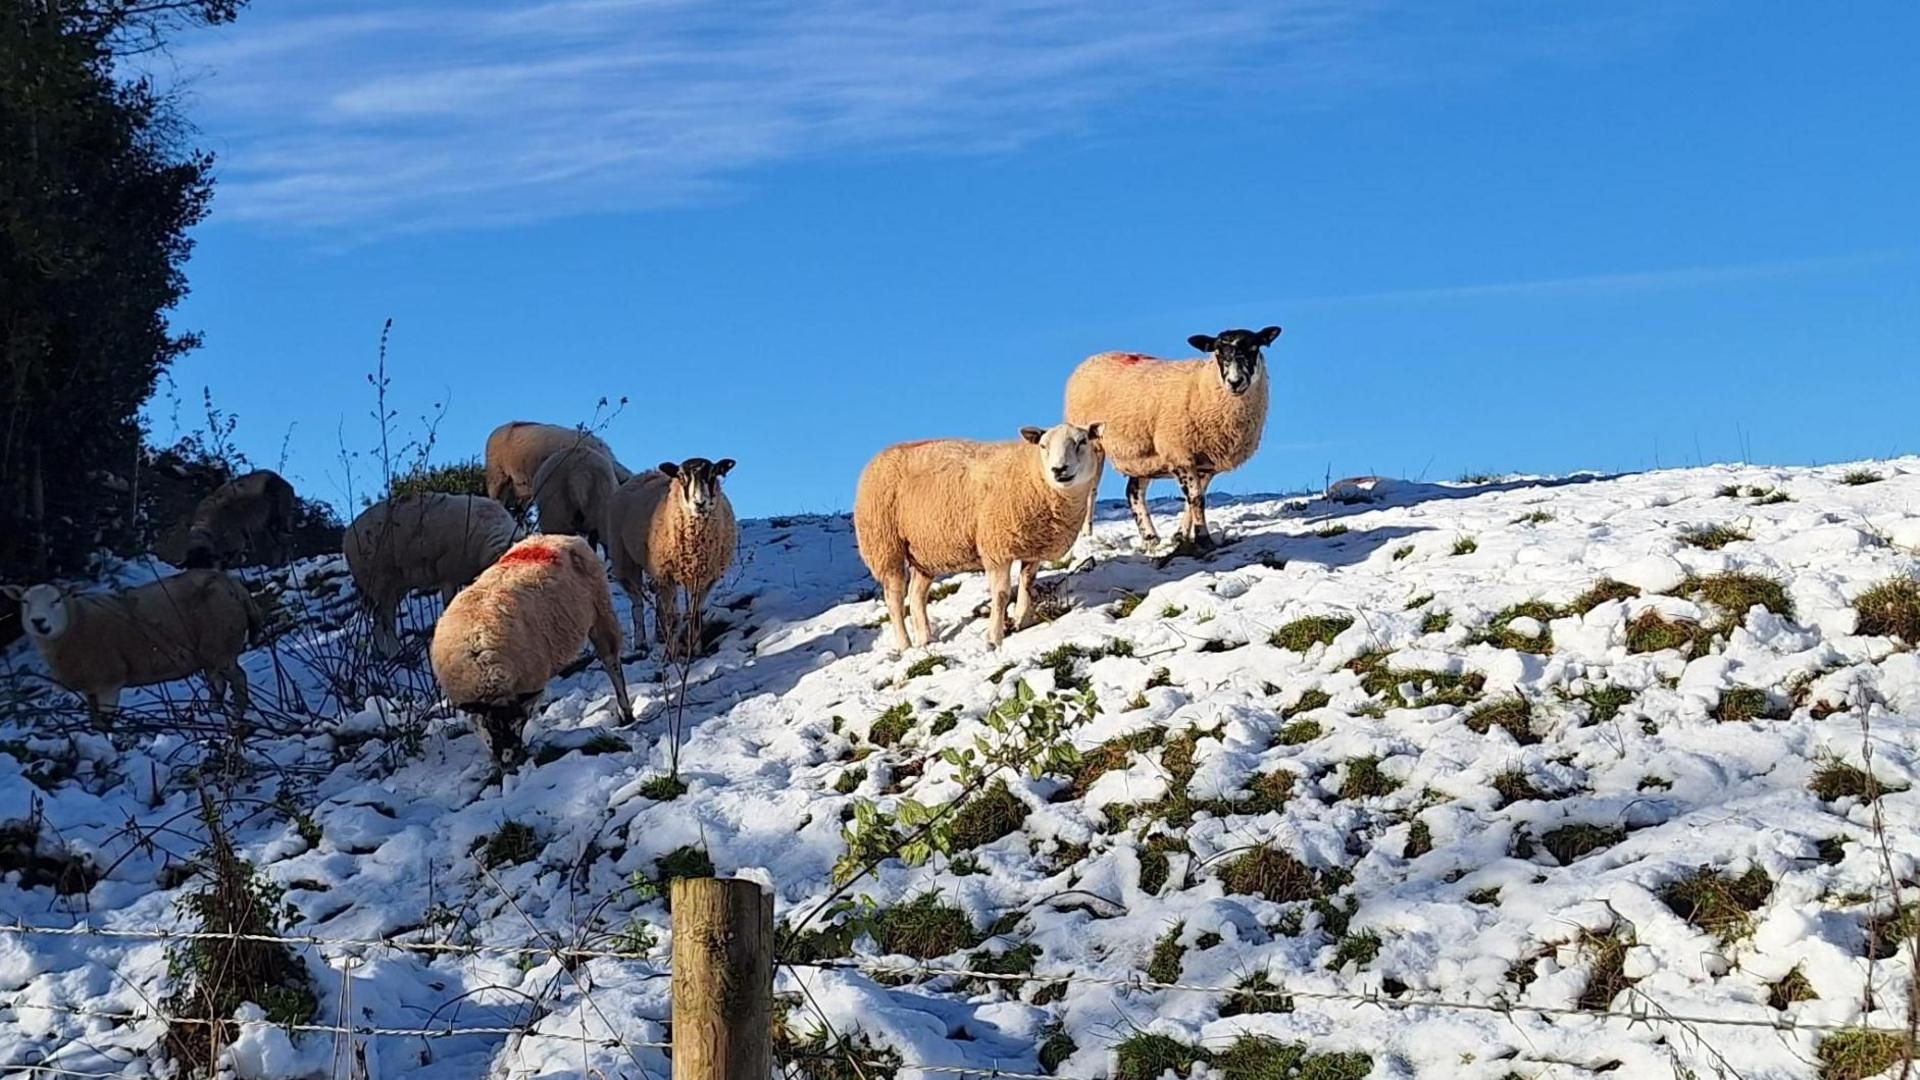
[182,527,220,569]
[658,458,735,518]
[1189,326,1282,397]
[7,584,73,640]
[1022,423,1103,492]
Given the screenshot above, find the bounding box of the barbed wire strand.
[0,997,670,1045]
[0,922,667,964]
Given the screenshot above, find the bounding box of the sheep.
[182,469,297,569]
[484,421,631,515]
[4,569,260,727]
[529,445,620,552]
[429,533,633,765]
[343,493,521,658]
[1064,326,1282,549]
[854,422,1102,651]
[605,458,737,660]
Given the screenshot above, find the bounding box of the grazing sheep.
[529,446,620,551]
[1064,326,1281,549]
[183,470,297,568]
[854,423,1102,651]
[343,493,521,658]
[4,570,260,727]
[429,534,633,764]
[605,458,737,659]
[484,422,630,515]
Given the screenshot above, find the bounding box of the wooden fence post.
[671,877,773,1080]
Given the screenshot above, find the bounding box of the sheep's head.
[4,583,73,640]
[1189,326,1282,397]
[1021,422,1103,492]
[182,527,221,569]
[658,458,735,518]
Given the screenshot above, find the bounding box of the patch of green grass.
[1269,614,1354,653]
[1491,768,1546,807]
[1660,866,1773,944]
[1350,654,1486,708]
[1330,929,1381,969]
[1147,922,1186,983]
[1467,887,1500,906]
[1071,728,1164,796]
[1220,971,1292,1017]
[1339,756,1400,800]
[928,580,961,602]
[1839,469,1885,487]
[1625,610,1709,656]
[1111,591,1144,618]
[1541,824,1625,865]
[1768,965,1818,1010]
[780,1027,903,1080]
[1038,1025,1077,1074]
[1811,762,1909,803]
[1391,544,1414,561]
[1679,524,1750,550]
[929,708,959,737]
[1575,927,1636,1012]
[1817,1030,1913,1080]
[1752,488,1792,505]
[639,774,688,801]
[1312,524,1349,539]
[1038,639,1136,691]
[1855,578,1920,641]
[1476,602,1560,653]
[1146,667,1173,689]
[870,703,914,747]
[1403,593,1434,611]
[874,893,983,959]
[1714,687,1781,724]
[1581,685,1637,725]
[1569,578,1641,614]
[1512,510,1554,525]
[1113,1034,1206,1080]
[1238,770,1295,814]
[1217,846,1320,902]
[1683,571,1794,621]
[1160,603,1186,619]
[482,821,539,868]
[1451,536,1478,556]
[1283,689,1330,718]
[1464,697,1538,744]
[903,655,950,679]
[1404,819,1432,858]
[1276,719,1323,745]
[947,781,1028,851]
[1137,835,1187,895]
[1420,610,1453,635]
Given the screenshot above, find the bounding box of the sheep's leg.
[1126,477,1158,543]
[205,668,227,716]
[588,591,635,723]
[985,561,1013,648]
[371,598,401,659]
[86,688,121,731]
[651,582,676,647]
[1174,469,1213,550]
[618,575,648,652]
[223,662,252,730]
[906,567,934,647]
[879,569,911,652]
[1011,561,1040,630]
[1191,472,1216,547]
[1082,452,1104,538]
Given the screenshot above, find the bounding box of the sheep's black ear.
[1086,422,1105,442]
[657,462,680,478]
[715,459,736,476]
[1257,325,1283,346]
[1020,427,1044,444]
[1188,334,1218,352]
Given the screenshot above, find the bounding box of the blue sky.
[155,1,1919,518]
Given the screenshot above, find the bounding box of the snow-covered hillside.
[6,459,1920,1080]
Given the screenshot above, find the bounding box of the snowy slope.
[5,458,1920,1080]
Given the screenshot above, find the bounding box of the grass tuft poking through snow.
[1463,696,1538,744]
[1217,846,1320,901]
[1854,577,1920,641]
[1147,922,1186,983]
[1569,577,1642,613]
[1816,1030,1913,1080]
[1269,615,1354,653]
[1679,523,1751,550]
[875,893,984,959]
[1810,762,1910,803]
[1684,571,1794,621]
[1659,866,1773,944]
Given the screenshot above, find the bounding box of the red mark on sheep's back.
[1111,353,1148,365]
[497,544,561,569]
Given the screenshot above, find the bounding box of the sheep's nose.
[1051,466,1073,482]
[30,619,49,633]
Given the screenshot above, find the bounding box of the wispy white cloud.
[158,0,1681,233]
[1288,252,1906,306]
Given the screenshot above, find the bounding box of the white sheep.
[854,423,1102,650]
[605,458,737,659]
[484,421,630,515]
[1064,326,1281,549]
[529,445,620,552]
[183,469,297,568]
[429,533,633,764]
[343,493,521,658]
[5,570,260,726]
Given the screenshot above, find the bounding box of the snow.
[2,459,1919,1078]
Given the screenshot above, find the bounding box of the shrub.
[389,457,487,499]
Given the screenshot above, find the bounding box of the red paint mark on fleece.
[497,544,561,569]
[1111,353,1148,365]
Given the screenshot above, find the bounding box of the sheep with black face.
[605,458,738,659]
[1064,326,1281,548]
